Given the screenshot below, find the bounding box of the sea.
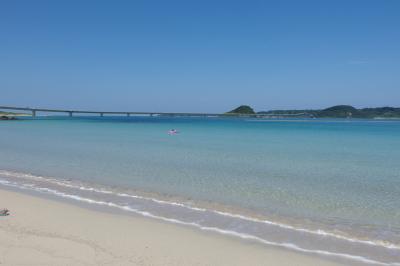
[0,116,399,265]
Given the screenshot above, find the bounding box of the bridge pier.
[100,113,104,117]
[68,111,73,117]
[32,110,36,117]
[127,113,130,117]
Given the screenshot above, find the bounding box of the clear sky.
[1,0,399,112]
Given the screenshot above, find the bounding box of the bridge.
[0,105,312,118]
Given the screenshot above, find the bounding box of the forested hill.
[258,105,400,118]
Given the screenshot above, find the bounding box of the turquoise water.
[1,116,399,265]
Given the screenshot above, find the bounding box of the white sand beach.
[0,188,345,266]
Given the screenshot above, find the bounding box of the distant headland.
[227,105,400,119]
[0,111,21,120]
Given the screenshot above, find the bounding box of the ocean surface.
[0,116,399,265]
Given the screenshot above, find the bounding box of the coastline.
[0,187,344,266]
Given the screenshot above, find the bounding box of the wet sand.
[0,188,344,266]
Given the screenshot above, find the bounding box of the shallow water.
[0,116,399,265]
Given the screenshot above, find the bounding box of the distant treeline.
[258,105,400,118]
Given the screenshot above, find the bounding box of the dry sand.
[0,188,344,266]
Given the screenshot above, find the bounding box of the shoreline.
[1,169,399,266]
[0,187,345,265]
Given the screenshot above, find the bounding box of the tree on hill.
[227,105,255,114]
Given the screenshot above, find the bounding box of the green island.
[228,105,400,119]
[225,105,256,115]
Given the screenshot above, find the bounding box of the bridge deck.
[0,105,310,118]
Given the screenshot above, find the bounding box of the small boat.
[168,129,179,135]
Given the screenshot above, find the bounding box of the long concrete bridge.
[0,105,311,118]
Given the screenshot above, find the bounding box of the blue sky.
[1,0,399,112]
